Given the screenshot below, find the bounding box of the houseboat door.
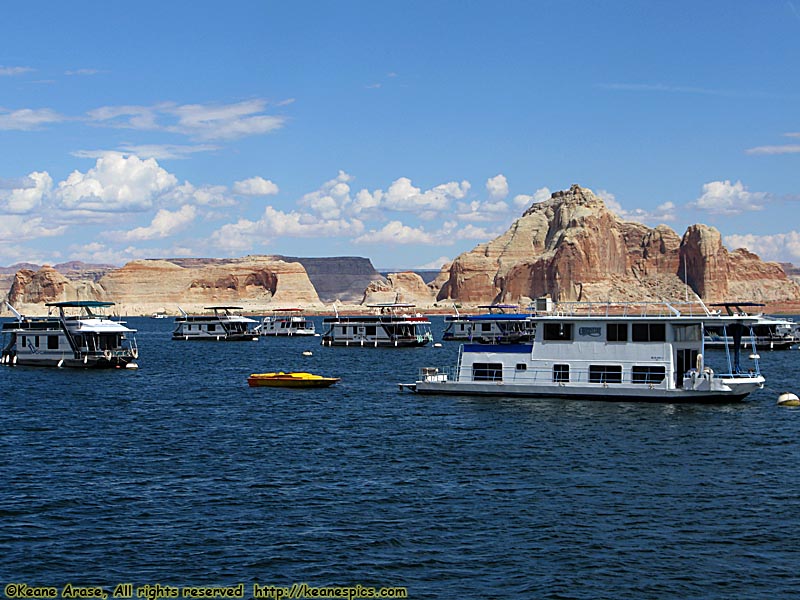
[675,348,698,388]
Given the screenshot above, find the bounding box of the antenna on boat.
[5,302,24,322]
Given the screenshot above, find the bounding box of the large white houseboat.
[704,302,800,350]
[254,308,316,336]
[406,301,765,402]
[321,303,434,347]
[172,306,259,341]
[1,301,139,368]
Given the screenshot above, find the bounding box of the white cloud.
[457,199,511,222]
[233,176,279,197]
[87,99,287,141]
[513,187,551,210]
[745,145,800,155]
[1,172,53,213]
[0,66,33,76]
[55,153,178,213]
[416,256,451,270]
[596,189,676,223]
[725,232,800,263]
[486,174,509,201]
[298,171,354,219]
[383,177,470,212]
[355,221,436,244]
[0,216,66,242]
[210,205,364,252]
[692,180,768,215]
[111,205,197,241]
[0,108,65,130]
[74,144,220,160]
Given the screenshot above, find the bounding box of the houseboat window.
[473,363,503,381]
[21,336,27,347]
[481,323,492,332]
[589,365,623,384]
[208,324,216,332]
[34,336,41,348]
[340,326,348,335]
[48,335,59,350]
[366,326,377,336]
[553,364,569,382]
[632,366,666,384]
[516,363,527,371]
[674,324,701,342]
[607,323,628,342]
[543,322,573,341]
[632,323,666,342]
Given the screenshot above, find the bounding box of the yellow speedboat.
[247,371,340,388]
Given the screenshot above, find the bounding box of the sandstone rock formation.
[362,272,437,306]
[7,265,105,305]
[5,256,322,315]
[437,184,800,305]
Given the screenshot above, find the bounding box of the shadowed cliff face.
[438,184,800,304]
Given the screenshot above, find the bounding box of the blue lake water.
[2,316,800,599]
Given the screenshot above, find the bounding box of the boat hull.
[247,372,340,388]
[413,378,763,403]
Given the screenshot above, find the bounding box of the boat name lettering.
[578,327,602,337]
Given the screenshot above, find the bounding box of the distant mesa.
[2,184,799,314]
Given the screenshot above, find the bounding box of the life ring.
[103,349,112,361]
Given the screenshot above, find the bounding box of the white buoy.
[57,359,64,368]
[777,392,800,406]
[126,362,139,369]
[749,353,760,360]
[302,351,313,356]
[433,343,442,348]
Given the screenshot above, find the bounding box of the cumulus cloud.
[416,256,451,270]
[0,172,53,213]
[691,180,768,215]
[486,174,509,201]
[55,153,178,213]
[0,216,66,242]
[383,177,470,213]
[355,221,437,244]
[513,187,551,210]
[233,176,279,196]
[725,231,800,263]
[210,205,364,252]
[0,108,65,130]
[596,189,677,223]
[298,171,353,219]
[111,205,197,241]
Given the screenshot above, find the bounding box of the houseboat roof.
[45,301,116,308]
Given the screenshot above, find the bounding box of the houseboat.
[321,303,434,347]
[443,304,537,344]
[704,302,800,350]
[172,306,259,341]
[405,300,765,402]
[254,308,316,336]
[1,301,138,368]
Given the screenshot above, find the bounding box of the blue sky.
[1,1,799,270]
